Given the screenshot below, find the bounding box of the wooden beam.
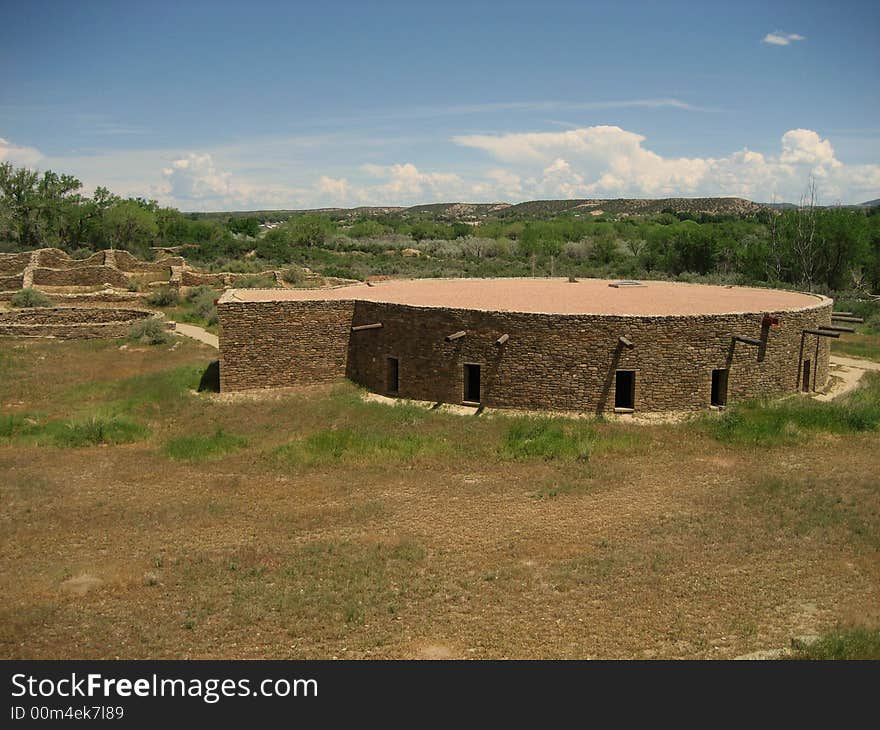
[351,322,382,332]
[618,336,634,349]
[819,325,856,333]
[803,329,840,338]
[733,335,762,346]
[444,330,467,342]
[831,311,853,316]
[831,315,864,323]
[494,333,510,346]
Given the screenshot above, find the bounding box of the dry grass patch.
[1,335,878,659]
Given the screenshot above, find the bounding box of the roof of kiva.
[218,277,830,317]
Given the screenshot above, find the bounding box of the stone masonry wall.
[219,295,832,412]
[0,274,24,290]
[31,265,130,288]
[0,307,158,339]
[345,300,832,412]
[0,251,32,275]
[217,299,356,391]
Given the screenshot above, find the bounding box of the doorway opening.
[802,360,811,392]
[386,356,399,394]
[711,368,729,407]
[614,370,635,410]
[463,363,481,404]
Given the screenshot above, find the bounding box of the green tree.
[103,200,158,252]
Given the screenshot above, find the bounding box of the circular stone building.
[216,278,834,413]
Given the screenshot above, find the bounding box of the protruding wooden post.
[351,322,383,332]
[831,315,864,323]
[618,336,634,349]
[444,330,466,342]
[818,325,855,333]
[733,335,762,346]
[495,333,509,346]
[802,329,840,338]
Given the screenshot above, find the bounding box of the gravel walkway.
[171,321,218,349]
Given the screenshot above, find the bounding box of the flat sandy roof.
[218,278,829,316]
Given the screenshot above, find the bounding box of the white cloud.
[763,31,806,46]
[360,162,468,203]
[0,137,44,167]
[157,152,303,210]
[3,124,877,210]
[453,125,880,203]
[161,153,236,202]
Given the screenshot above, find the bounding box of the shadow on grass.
[198,360,220,392]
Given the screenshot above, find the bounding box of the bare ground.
[0,336,877,659]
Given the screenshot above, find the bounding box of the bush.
[127,318,172,345]
[145,287,179,306]
[183,285,219,326]
[10,288,53,308]
[185,284,215,304]
[282,267,307,286]
[235,274,277,288]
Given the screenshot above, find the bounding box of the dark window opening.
[386,356,399,394]
[802,360,811,392]
[614,370,635,410]
[463,363,481,403]
[711,369,729,407]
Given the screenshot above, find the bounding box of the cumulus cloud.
[0,137,44,167]
[157,152,303,210]
[360,163,468,203]
[161,153,236,202]
[453,125,880,203]
[763,31,806,46]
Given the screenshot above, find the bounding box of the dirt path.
[170,322,218,349]
[816,355,880,402]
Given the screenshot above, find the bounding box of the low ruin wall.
[0,251,32,274]
[0,274,23,290]
[31,266,130,288]
[0,307,160,339]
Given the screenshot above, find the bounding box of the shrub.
[182,285,219,325]
[235,274,278,289]
[145,287,180,306]
[127,318,172,346]
[185,284,215,304]
[282,267,307,286]
[10,288,52,308]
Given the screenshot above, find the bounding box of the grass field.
[1,334,878,659]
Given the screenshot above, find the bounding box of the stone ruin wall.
[218,296,833,413]
[0,307,161,339]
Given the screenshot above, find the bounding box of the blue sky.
[1,0,878,209]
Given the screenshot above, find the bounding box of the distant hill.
[859,198,880,207]
[198,196,766,222]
